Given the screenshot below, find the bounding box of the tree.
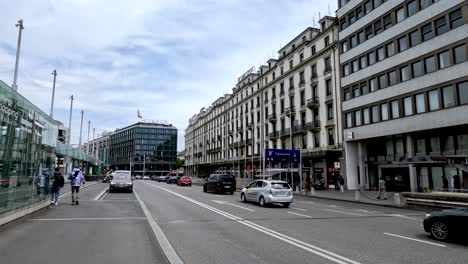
[176,158,185,169]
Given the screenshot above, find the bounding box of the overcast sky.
[0,0,336,151]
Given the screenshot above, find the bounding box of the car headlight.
[110,181,115,185]
[425,213,431,218]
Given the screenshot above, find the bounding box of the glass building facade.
[109,122,177,175]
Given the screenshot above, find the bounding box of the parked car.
[241,180,293,207]
[177,176,192,186]
[135,175,143,180]
[143,175,151,180]
[203,174,236,194]
[158,175,169,182]
[150,175,158,181]
[109,170,133,193]
[167,176,179,184]
[423,208,468,241]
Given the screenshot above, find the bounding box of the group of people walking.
[48,166,86,206]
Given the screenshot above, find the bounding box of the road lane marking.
[134,187,184,264]
[93,188,108,200]
[30,217,146,221]
[212,200,255,212]
[145,182,361,264]
[290,207,307,212]
[389,214,422,221]
[322,209,365,216]
[383,232,446,248]
[288,211,312,218]
[168,220,186,224]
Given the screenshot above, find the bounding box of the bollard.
[394,193,406,207]
[355,190,360,201]
[311,187,315,196]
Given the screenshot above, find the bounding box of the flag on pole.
[137,109,142,119]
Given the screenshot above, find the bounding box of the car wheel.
[259,196,266,207]
[129,188,133,193]
[241,193,247,203]
[431,221,449,241]
[282,202,290,208]
[203,186,207,192]
[230,191,234,195]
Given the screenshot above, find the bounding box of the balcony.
[256,103,260,109]
[292,124,306,134]
[237,126,243,131]
[247,122,254,130]
[246,138,253,145]
[304,120,321,130]
[310,73,318,80]
[271,96,277,105]
[228,131,233,136]
[284,107,296,116]
[306,97,320,108]
[279,129,290,137]
[238,140,246,146]
[211,138,216,143]
[279,90,285,96]
[299,79,305,86]
[269,132,278,139]
[217,135,222,140]
[268,114,277,123]
[288,89,295,96]
[264,98,269,103]
[324,66,332,74]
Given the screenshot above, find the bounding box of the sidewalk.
[295,189,399,207]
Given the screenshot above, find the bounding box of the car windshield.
[113,172,131,180]
[270,182,290,189]
[220,175,235,182]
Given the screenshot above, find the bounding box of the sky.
[0,0,336,151]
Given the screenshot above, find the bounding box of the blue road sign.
[264,149,300,163]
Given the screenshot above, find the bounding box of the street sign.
[334,162,340,169]
[264,149,300,163]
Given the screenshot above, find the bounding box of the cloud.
[0,0,336,151]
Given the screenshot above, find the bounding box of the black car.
[158,175,169,182]
[423,208,468,241]
[203,174,236,194]
[150,175,158,181]
[166,176,179,184]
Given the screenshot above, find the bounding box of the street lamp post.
[12,19,24,91]
[50,70,57,118]
[79,110,84,147]
[65,95,74,174]
[87,120,91,154]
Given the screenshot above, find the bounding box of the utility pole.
[12,19,24,91]
[79,110,84,147]
[87,120,91,154]
[92,127,95,157]
[65,95,74,174]
[50,70,57,118]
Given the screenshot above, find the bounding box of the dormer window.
[321,21,326,31]
[292,44,296,49]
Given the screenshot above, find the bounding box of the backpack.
[71,170,80,179]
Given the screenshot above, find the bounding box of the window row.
[342,7,464,77]
[345,80,468,128]
[339,0,387,22]
[344,43,467,101]
[341,0,439,52]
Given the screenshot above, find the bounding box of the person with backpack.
[69,166,85,205]
[50,168,65,205]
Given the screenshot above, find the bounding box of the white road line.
[288,211,312,218]
[225,202,256,212]
[384,232,446,248]
[322,209,365,216]
[93,188,108,200]
[167,220,186,224]
[290,207,307,212]
[30,217,146,221]
[389,214,423,221]
[134,187,184,264]
[145,182,360,264]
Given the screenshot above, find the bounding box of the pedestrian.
[338,176,345,192]
[377,176,387,200]
[69,166,85,205]
[50,168,65,205]
[442,176,449,191]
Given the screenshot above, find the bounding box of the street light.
[50,70,57,118]
[12,19,24,91]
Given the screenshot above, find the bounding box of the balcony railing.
[279,129,290,137]
[217,135,222,140]
[324,66,332,73]
[306,97,320,108]
[284,107,296,116]
[268,114,277,123]
[304,120,321,130]
[279,90,285,96]
[299,80,305,86]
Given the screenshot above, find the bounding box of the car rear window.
[114,172,131,179]
[220,175,235,182]
[270,182,290,189]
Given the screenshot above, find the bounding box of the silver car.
[241,180,293,207]
[109,170,133,193]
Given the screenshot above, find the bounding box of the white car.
[241,180,293,207]
[142,175,151,180]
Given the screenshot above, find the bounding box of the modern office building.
[338,0,468,191]
[109,121,178,175]
[186,17,343,186]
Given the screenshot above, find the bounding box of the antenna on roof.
[312,17,316,28]
[328,4,331,15]
[319,12,321,20]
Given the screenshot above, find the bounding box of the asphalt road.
[134,180,468,264]
[1,180,467,264]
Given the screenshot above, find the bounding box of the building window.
[280,100,285,112]
[353,86,361,97]
[416,93,426,113]
[423,55,437,73]
[391,100,400,119]
[311,64,317,78]
[302,134,307,149]
[400,65,410,82]
[386,42,395,57]
[364,1,373,14]
[412,61,424,77]
[300,91,305,106]
[370,78,378,92]
[299,71,305,84]
[383,14,393,29]
[328,128,335,146]
[301,111,306,125]
[360,56,368,69]
[454,44,467,64]
[443,85,455,108]
[388,70,397,86]
[327,103,334,120]
[403,96,413,116]
[324,57,331,71]
[314,132,320,147]
[398,36,408,52]
[272,72,276,80]
[343,64,350,76]
[352,60,359,72]
[458,82,468,105]
[289,77,294,89]
[439,50,452,69]
[356,6,364,19]
[342,41,349,52]
[379,75,387,89]
[346,113,353,128]
[280,82,284,94]
[435,16,448,35]
[381,103,389,120]
[421,23,433,42]
[365,25,374,39]
[396,6,406,22]
[361,82,369,95]
[420,0,431,9]
[289,60,293,69]
[300,53,304,63]
[372,105,380,122]
[407,0,417,16]
[325,36,330,47]
[355,110,362,126]
[363,108,370,124]
[368,52,376,65]
[449,9,463,29]
[290,95,295,107]
[374,20,383,34]
[351,35,358,48]
[311,45,316,55]
[428,90,440,111]
[358,31,365,44]
[345,91,351,100]
[326,79,332,96]
[409,30,420,47]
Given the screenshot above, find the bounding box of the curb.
[0,182,100,226]
[294,192,403,209]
